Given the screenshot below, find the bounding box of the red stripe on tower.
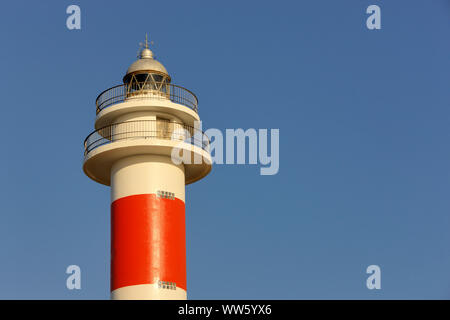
[111,194,186,291]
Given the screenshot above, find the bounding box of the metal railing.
[84,119,209,156]
[95,82,198,114]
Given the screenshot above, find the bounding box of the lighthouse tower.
[82,37,212,300]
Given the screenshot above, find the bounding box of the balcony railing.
[84,120,209,156]
[95,82,198,114]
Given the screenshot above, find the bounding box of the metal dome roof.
[125,48,169,76]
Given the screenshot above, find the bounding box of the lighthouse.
[82,36,212,300]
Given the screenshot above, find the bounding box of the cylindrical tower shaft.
[110,155,187,299]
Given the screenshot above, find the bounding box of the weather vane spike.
[137,34,155,58]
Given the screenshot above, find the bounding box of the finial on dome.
[138,34,154,59]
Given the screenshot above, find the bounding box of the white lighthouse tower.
[82,36,212,300]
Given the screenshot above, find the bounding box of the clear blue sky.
[0,0,449,299]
